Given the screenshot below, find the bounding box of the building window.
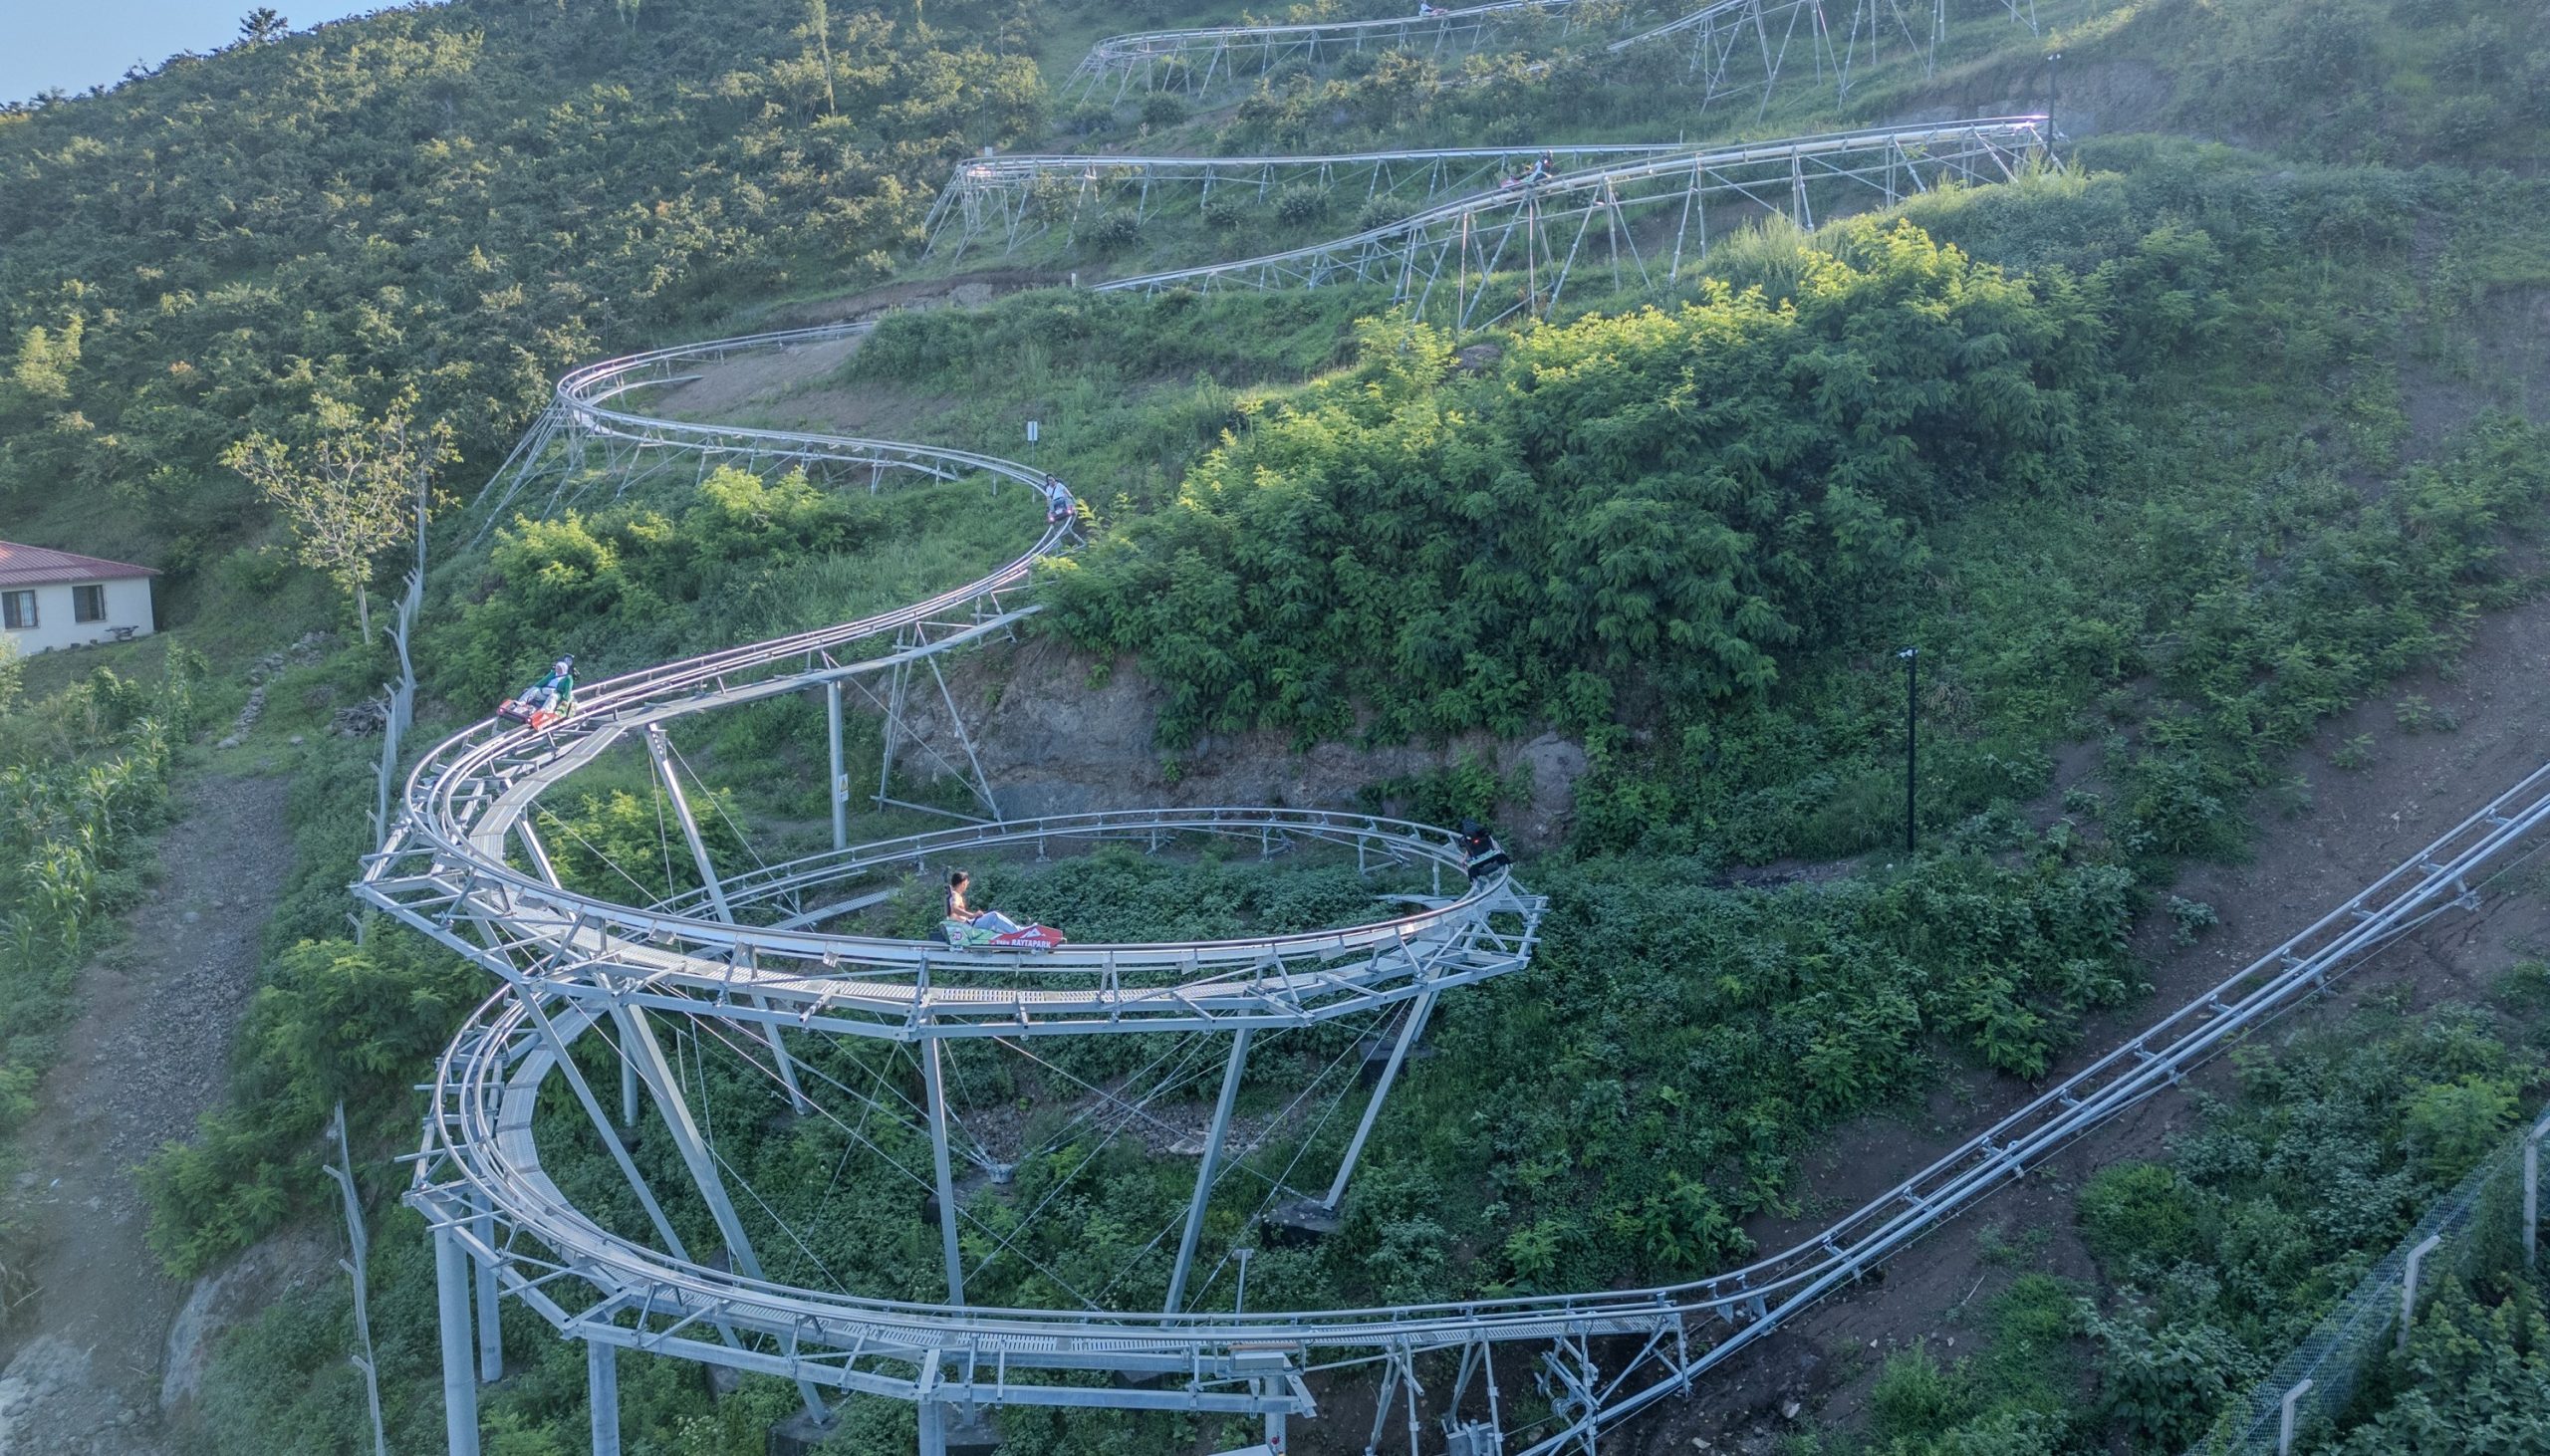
[1,591,32,630]
[73,584,106,623]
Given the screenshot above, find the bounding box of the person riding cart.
[938,867,1066,951]
[1459,818,1510,877]
[497,655,577,731]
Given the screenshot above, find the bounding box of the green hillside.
[4,1,2550,1454]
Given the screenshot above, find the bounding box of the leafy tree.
[236,8,287,46]
[221,389,454,642]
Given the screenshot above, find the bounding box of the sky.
[3,2,387,105]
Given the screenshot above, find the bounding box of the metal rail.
[391,101,2469,1455]
[1087,119,2049,326]
[411,756,2550,1444]
[920,143,1687,258]
[1068,0,2038,108]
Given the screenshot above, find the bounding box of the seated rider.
[1042,475,1075,525]
[523,654,575,715]
[944,868,1024,936]
[1458,818,1510,876]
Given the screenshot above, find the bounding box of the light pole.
[2047,51,2062,166]
[1898,646,1918,853]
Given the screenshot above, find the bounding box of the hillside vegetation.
[0,0,1036,597]
[7,0,2550,1454]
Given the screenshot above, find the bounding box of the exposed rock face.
[329,699,390,737]
[888,637,1585,846]
[158,1227,337,1414]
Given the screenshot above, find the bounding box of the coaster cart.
[496,693,574,733]
[937,918,1068,952]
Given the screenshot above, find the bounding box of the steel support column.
[1166,1027,1251,1313]
[920,1034,967,1305]
[610,994,771,1283]
[588,1339,621,1456]
[434,1223,482,1456]
[1260,1375,1289,1454]
[643,724,809,1110]
[472,1203,502,1381]
[827,680,848,851]
[877,654,912,806]
[1322,982,1439,1209]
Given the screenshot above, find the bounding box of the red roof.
[0,541,159,588]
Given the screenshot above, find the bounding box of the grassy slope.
[127,0,2550,1454]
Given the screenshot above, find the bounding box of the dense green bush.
[2077,1163,2202,1268]
[1084,208,1145,252]
[0,651,202,1316]
[1046,219,2105,752]
[429,465,1032,705]
[1272,181,1329,225]
[1200,192,1252,230]
[2325,1277,2550,1452]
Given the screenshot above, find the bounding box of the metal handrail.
[387,101,2524,1448]
[1077,0,1576,73]
[417,753,2550,1356]
[1094,118,2049,294]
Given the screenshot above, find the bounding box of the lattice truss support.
[405,751,2550,1454]
[922,145,1684,263]
[1065,0,1595,106]
[1092,120,2050,329]
[1065,0,2041,108]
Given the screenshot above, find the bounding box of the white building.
[0,542,158,653]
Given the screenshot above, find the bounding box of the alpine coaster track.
[368,110,2549,1456]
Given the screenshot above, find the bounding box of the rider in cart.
[498,654,577,730]
[1042,474,1077,525]
[940,868,1066,950]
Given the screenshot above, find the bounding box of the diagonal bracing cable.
[677,1009,1103,1307]
[664,735,773,874]
[533,803,665,906]
[1186,1006,1393,1308]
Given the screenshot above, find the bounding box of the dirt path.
[1616,597,2550,1452]
[0,773,294,1456]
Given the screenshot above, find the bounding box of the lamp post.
[2047,51,2062,165]
[1898,646,1918,853]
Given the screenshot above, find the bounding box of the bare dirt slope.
[1618,595,2550,1453]
[647,269,1067,435]
[0,772,295,1456]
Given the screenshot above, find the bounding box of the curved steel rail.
[391,111,2501,1454]
[1070,0,1587,101]
[1090,118,2049,312]
[367,332,1543,1036]
[415,756,2550,1436]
